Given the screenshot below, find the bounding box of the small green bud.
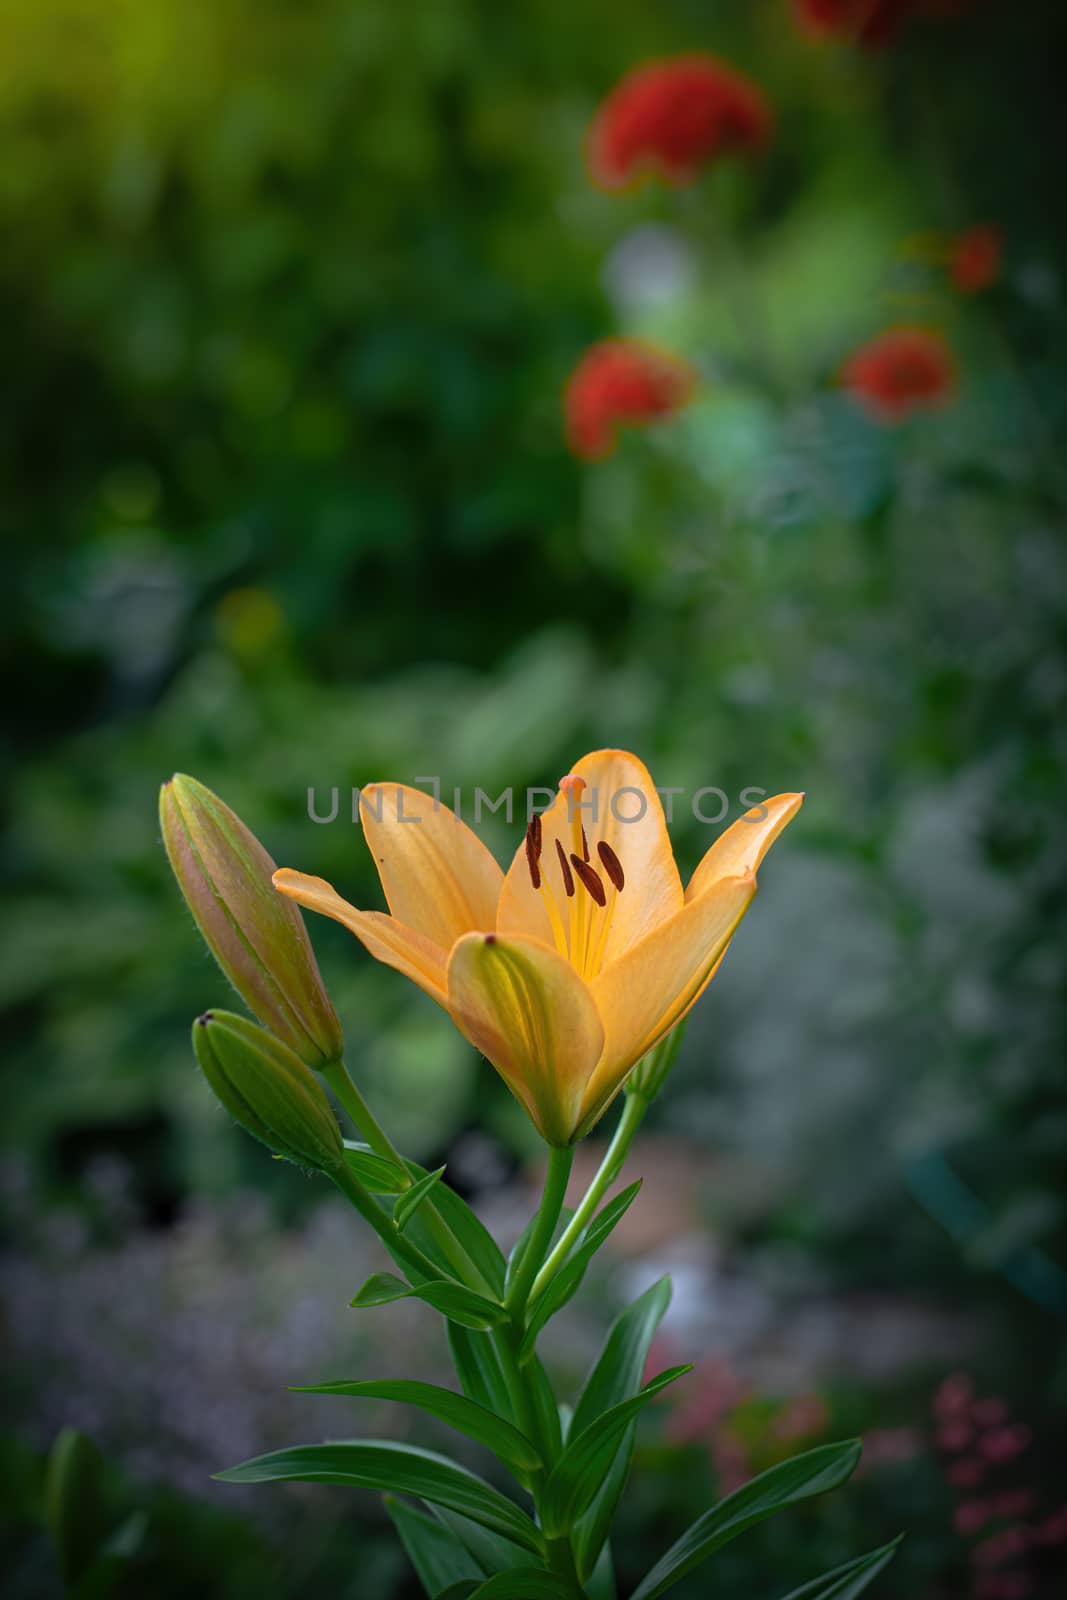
[627,1015,690,1103]
[45,1428,106,1587]
[192,1010,344,1172]
[161,774,343,1068]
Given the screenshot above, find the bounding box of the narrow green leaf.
[541,1366,691,1535]
[405,1160,507,1298]
[528,1353,564,1461]
[570,1275,672,1437]
[289,1378,541,1471]
[44,1427,106,1586]
[586,1542,617,1600]
[395,1166,447,1232]
[467,1571,579,1598]
[343,1140,410,1193]
[518,1184,642,1362]
[569,1275,673,1578]
[448,1324,514,1420]
[215,1440,542,1554]
[573,1427,632,1584]
[350,1271,506,1331]
[506,1205,574,1297]
[432,1506,531,1580]
[775,1537,903,1600]
[630,1440,865,1600]
[384,1495,481,1597]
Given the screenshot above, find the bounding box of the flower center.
[524,775,626,979]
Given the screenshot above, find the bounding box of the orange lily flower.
[274,752,801,1146]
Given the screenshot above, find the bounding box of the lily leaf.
[570,1275,672,1437]
[467,1572,581,1598]
[569,1275,672,1579]
[342,1140,410,1193]
[384,1495,481,1597]
[350,1271,506,1331]
[405,1160,507,1298]
[447,1324,514,1420]
[436,1574,580,1600]
[541,1366,691,1535]
[630,1440,864,1600]
[214,1440,542,1554]
[775,1537,903,1600]
[394,1165,447,1232]
[518,1183,642,1363]
[289,1378,541,1471]
[432,1506,531,1579]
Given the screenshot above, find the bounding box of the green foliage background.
[2,1,1065,1595]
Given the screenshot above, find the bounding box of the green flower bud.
[626,1015,690,1103]
[161,774,342,1068]
[192,1010,344,1172]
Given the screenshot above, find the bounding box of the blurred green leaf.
[630,1441,864,1600]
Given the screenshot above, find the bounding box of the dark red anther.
[555,838,575,898]
[597,840,625,892]
[525,816,542,889]
[580,824,590,862]
[570,853,607,907]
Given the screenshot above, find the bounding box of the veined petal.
[359,783,504,949]
[685,792,803,902]
[496,749,683,962]
[273,868,449,1008]
[578,872,756,1136]
[446,933,605,1147]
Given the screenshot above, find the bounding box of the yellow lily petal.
[578,871,757,1136]
[360,783,504,949]
[273,868,449,1008]
[446,933,605,1147]
[685,793,804,902]
[496,748,683,964]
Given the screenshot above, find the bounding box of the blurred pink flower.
[663,1355,748,1446]
[938,1420,975,1452]
[980,1425,1032,1464]
[971,1526,1031,1568]
[971,1397,1010,1428]
[949,1458,987,1489]
[934,1372,976,1418]
[772,1394,830,1444]
[956,1499,994,1536]
[860,1426,926,1470]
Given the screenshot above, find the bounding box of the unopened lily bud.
[192,1010,344,1172]
[161,774,343,1068]
[627,1016,690,1103]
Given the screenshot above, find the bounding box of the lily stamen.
[597,840,624,891]
[570,853,606,908]
[524,815,542,890]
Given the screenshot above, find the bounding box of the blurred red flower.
[950,224,1002,293]
[841,326,956,422]
[793,0,914,46]
[588,55,772,191]
[795,0,979,47]
[564,339,696,460]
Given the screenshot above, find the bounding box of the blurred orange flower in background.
[564,339,696,460]
[949,224,1002,293]
[841,326,957,422]
[587,54,772,191]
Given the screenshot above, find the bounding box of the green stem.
[505,1145,574,1319]
[324,1058,495,1296]
[329,1162,444,1284]
[528,1092,648,1306]
[322,1059,403,1167]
